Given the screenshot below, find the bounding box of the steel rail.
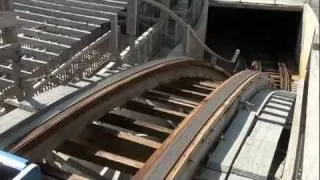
[133,70,261,179]
[7,62,279,179]
[191,90,296,180]
[0,57,206,148]
[165,72,266,179]
[251,60,291,91]
[8,57,228,161]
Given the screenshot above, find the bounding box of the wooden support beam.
[99,113,171,140]
[58,141,143,174]
[90,123,162,149]
[125,99,187,122]
[18,28,80,46]
[1,0,24,100]
[126,0,137,36]
[0,11,16,29]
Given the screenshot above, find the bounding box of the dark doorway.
[206,6,302,73]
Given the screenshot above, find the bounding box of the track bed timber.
[6,58,277,179]
[7,58,229,179]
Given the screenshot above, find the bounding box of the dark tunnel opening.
[206,6,302,73]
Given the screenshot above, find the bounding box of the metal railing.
[121,23,164,65]
[0,12,119,104]
[0,0,238,109]
[32,31,114,93]
[142,0,240,69]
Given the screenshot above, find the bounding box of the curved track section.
[195,91,296,180]
[6,58,280,180]
[6,57,230,179]
[251,60,291,91]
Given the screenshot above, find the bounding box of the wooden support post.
[184,25,191,56]
[160,0,170,34]
[126,0,138,36]
[126,0,138,64]
[1,0,25,101]
[110,14,119,63]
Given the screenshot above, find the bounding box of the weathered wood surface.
[302,29,319,180]
[0,11,16,29]
[231,127,282,180]
[282,80,304,180]
[206,111,256,172]
[230,92,295,180]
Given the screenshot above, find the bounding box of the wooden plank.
[19,34,70,53]
[14,0,117,20]
[269,98,293,106]
[146,89,199,106]
[179,88,208,97]
[142,93,196,110]
[88,123,161,149]
[231,121,284,180]
[125,100,187,122]
[133,96,192,114]
[18,28,80,45]
[21,46,58,61]
[114,108,176,129]
[206,111,256,172]
[15,10,98,31]
[59,141,143,174]
[52,151,105,180]
[198,81,222,88]
[40,163,90,180]
[0,11,16,29]
[0,85,78,148]
[0,64,32,77]
[262,107,289,118]
[95,150,144,169]
[0,108,33,136]
[99,113,171,140]
[205,90,276,174]
[266,102,291,111]
[156,86,206,101]
[6,85,78,111]
[17,17,90,38]
[191,83,215,91]
[282,83,304,179]
[38,0,126,11]
[13,2,106,25]
[258,113,287,126]
[173,80,213,94]
[249,121,283,143]
[231,139,280,180]
[0,43,19,60]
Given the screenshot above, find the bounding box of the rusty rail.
[4,59,274,179]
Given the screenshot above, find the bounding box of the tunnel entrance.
[206,6,302,74]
